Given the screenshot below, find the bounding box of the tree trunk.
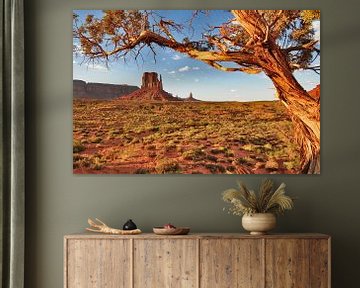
[260,47,320,174]
[232,10,320,173]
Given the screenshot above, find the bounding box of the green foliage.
[222,179,294,216]
[301,10,320,23]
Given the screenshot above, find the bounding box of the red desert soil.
[73,99,302,174]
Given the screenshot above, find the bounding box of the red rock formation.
[184,92,200,102]
[120,72,181,101]
[141,72,163,90]
[73,80,139,100]
[308,84,320,101]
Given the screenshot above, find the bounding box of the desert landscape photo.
[73,10,320,174]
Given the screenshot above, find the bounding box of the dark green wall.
[24,0,360,287]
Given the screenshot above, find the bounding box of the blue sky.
[73,10,320,102]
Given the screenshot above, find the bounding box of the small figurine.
[123,219,137,230]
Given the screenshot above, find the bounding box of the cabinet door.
[265,239,311,288]
[134,239,198,288]
[309,239,330,288]
[66,239,131,288]
[200,239,264,288]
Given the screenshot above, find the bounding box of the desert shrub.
[185,119,197,127]
[150,126,160,132]
[265,159,279,170]
[73,140,85,153]
[204,164,226,173]
[182,148,206,161]
[91,159,103,170]
[155,160,180,174]
[73,155,91,168]
[241,144,256,151]
[90,136,102,144]
[164,144,177,152]
[210,148,222,155]
[148,151,157,158]
[109,129,121,135]
[226,165,236,172]
[193,132,207,140]
[147,144,156,150]
[224,150,234,157]
[250,137,267,145]
[255,162,266,169]
[206,155,218,162]
[235,157,253,165]
[130,137,140,144]
[134,168,151,174]
[263,143,273,150]
[283,161,296,170]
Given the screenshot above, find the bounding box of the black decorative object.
[123,219,137,230]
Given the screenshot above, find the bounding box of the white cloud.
[194,78,200,82]
[87,63,109,72]
[168,70,176,74]
[179,66,190,72]
[313,20,320,41]
[193,67,200,70]
[230,89,237,92]
[172,54,182,60]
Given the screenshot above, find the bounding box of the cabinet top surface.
[64,232,330,240]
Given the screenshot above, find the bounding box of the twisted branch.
[86,218,142,235]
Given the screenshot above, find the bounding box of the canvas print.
[73,10,320,174]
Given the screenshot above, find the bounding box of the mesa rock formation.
[119,72,180,101]
[73,80,139,100]
[141,72,163,90]
[119,72,181,101]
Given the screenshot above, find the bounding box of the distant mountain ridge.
[73,80,139,100]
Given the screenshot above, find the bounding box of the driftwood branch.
[86,218,142,235]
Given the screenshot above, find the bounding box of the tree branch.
[205,61,261,74]
[282,40,319,53]
[78,30,259,69]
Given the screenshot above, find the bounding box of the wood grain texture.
[200,239,264,288]
[310,239,330,288]
[64,234,330,288]
[65,233,330,240]
[66,239,131,288]
[133,239,197,288]
[265,239,310,288]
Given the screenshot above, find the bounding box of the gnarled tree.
[73,10,320,173]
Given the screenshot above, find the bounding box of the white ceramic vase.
[242,213,276,235]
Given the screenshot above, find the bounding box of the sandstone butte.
[118,72,198,102]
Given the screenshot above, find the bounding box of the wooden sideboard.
[64,233,330,288]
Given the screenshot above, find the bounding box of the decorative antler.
[86,218,142,235]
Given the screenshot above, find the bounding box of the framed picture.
[73,10,320,174]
